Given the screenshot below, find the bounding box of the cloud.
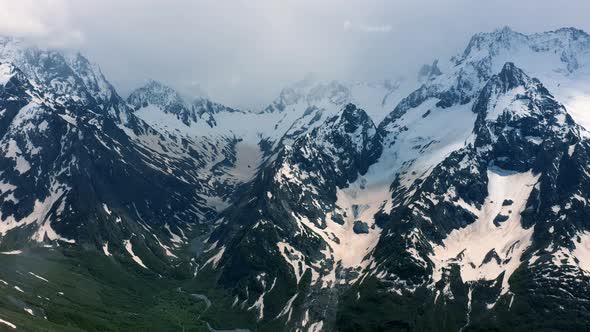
[2,0,590,110]
[359,25,392,33]
[229,75,242,87]
[343,20,352,31]
[344,21,393,33]
[0,0,83,46]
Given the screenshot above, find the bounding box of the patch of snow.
[248,275,277,320]
[5,139,30,174]
[102,242,111,256]
[0,63,14,85]
[308,321,324,332]
[204,240,219,253]
[224,142,262,183]
[123,239,148,269]
[151,234,177,258]
[28,272,49,282]
[0,317,16,329]
[568,144,577,156]
[430,168,540,295]
[58,114,77,126]
[461,287,474,332]
[0,184,74,244]
[319,175,390,280]
[277,241,308,284]
[30,186,75,244]
[202,195,230,213]
[102,203,112,215]
[302,309,310,327]
[276,292,298,322]
[0,250,21,255]
[164,223,183,244]
[379,99,477,191]
[573,231,590,272]
[485,86,528,121]
[202,246,225,270]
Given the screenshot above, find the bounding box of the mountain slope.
[337,59,590,332]
[196,28,590,332]
[191,104,385,329]
[0,38,225,276]
[3,27,590,332]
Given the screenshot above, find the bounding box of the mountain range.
[1,27,590,331]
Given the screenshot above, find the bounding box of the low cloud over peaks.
[1,0,590,109]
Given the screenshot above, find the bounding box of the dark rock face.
[352,221,369,234]
[493,213,509,226]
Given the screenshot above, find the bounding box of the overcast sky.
[1,0,590,109]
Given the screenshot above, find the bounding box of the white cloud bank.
[1,0,590,109]
[0,0,82,46]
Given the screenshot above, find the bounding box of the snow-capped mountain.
[0,37,134,125]
[3,26,590,331]
[202,103,387,329]
[126,76,413,204]
[128,79,240,128]
[0,37,227,277]
[129,75,412,140]
[263,76,413,134]
[194,27,590,331]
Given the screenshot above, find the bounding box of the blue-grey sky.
[1,0,590,109]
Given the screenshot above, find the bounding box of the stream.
[177,288,251,332]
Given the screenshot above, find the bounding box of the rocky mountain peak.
[265,79,352,113]
[280,103,381,194]
[418,59,442,82]
[338,103,373,132]
[495,61,530,91]
[0,37,114,101]
[0,37,135,127]
[472,62,557,125]
[460,26,524,59]
[458,26,590,73]
[127,79,187,113]
[127,79,242,129]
